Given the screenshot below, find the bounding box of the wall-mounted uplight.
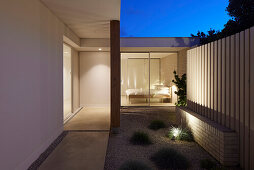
[64,52,69,54]
[98,48,102,51]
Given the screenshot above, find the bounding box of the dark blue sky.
[120,0,231,37]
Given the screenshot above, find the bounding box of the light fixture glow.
[173,128,180,137]
[98,48,102,51]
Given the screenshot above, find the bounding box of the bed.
[125,86,171,104]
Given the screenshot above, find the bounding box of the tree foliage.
[191,0,254,45]
[172,71,186,106]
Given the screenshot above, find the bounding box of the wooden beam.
[110,20,120,128]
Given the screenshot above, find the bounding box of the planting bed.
[104,107,219,170]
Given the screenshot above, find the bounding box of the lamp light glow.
[173,128,180,137]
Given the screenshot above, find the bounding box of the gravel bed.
[104,107,218,170]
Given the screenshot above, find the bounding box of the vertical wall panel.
[226,37,231,128]
[190,49,193,108]
[214,41,218,122]
[217,39,222,124]
[196,47,200,109]
[199,47,202,112]
[187,50,190,106]
[235,33,240,134]
[221,38,226,126]
[204,44,208,117]
[239,31,245,167]
[249,26,254,170]
[211,42,214,120]
[202,45,205,116]
[193,48,197,111]
[187,51,190,102]
[190,49,193,109]
[244,29,250,169]
[230,35,235,130]
[235,33,241,166]
[207,43,211,119]
[196,48,198,112]
[196,48,199,112]
[186,26,254,169]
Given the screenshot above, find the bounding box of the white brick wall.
[176,107,239,166]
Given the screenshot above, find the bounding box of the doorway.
[63,44,72,120]
[121,52,177,106]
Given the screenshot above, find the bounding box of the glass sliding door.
[121,52,177,106]
[63,44,72,120]
[121,53,149,106]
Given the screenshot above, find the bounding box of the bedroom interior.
[121,52,178,106]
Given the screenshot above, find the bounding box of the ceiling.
[42,0,121,38]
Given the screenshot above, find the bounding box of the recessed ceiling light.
[98,48,102,51]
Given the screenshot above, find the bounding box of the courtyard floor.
[104,106,218,170]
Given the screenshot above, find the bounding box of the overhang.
[41,0,121,38]
[120,37,199,52]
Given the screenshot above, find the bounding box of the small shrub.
[148,120,166,130]
[130,131,152,145]
[150,148,190,169]
[119,160,152,170]
[200,159,217,170]
[211,166,228,170]
[172,70,187,106]
[168,126,194,142]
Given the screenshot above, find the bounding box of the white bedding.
[126,87,171,97]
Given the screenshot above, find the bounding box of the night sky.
[120,0,231,37]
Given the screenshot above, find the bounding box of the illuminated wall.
[187,26,254,169]
[63,44,72,120]
[79,52,110,107]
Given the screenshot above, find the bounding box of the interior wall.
[0,0,72,169]
[121,54,128,95]
[79,52,110,107]
[127,59,149,90]
[160,54,178,87]
[150,59,160,87]
[63,44,72,119]
[72,48,80,112]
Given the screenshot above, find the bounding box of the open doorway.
[63,44,72,121]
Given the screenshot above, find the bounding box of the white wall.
[63,44,72,119]
[72,48,80,112]
[79,52,110,107]
[0,0,77,169]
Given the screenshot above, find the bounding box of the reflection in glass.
[121,53,149,106]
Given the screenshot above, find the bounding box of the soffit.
[42,0,121,38]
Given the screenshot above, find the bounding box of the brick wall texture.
[176,107,239,166]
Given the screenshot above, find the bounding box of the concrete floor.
[39,107,110,170]
[64,107,110,130]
